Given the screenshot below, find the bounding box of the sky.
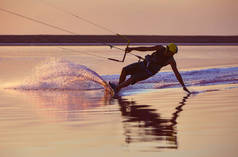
[0,0,238,35]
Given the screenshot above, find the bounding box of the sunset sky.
[0,0,237,35]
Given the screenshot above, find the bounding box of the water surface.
[0,46,238,157]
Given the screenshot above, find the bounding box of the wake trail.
[3,58,238,95]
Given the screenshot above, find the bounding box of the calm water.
[0,46,238,157]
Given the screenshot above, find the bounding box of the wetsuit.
[123,46,173,84]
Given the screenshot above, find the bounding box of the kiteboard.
[107,82,118,97]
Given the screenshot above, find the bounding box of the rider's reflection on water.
[117,94,191,150]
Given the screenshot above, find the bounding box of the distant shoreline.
[0,35,238,46]
[1,43,238,46]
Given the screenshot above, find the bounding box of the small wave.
[102,67,238,90]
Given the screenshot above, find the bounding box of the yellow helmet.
[167,43,178,54]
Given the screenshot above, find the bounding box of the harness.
[143,49,172,75]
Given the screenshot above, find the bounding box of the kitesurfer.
[109,43,191,94]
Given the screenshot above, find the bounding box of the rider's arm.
[126,45,163,52]
[170,58,191,93]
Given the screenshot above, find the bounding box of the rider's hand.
[125,47,132,53]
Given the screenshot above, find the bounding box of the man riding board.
[109,43,190,94]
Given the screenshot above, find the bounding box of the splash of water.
[9,58,112,92]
